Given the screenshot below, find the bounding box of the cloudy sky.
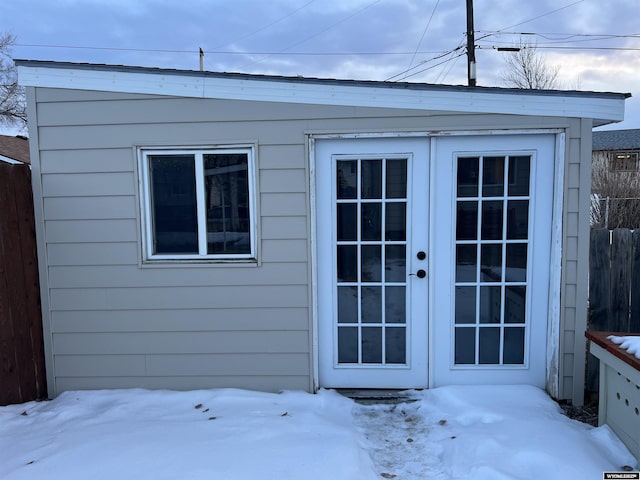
[2,0,638,131]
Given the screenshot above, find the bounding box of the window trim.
[138,145,257,263]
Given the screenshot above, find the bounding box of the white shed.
[17,60,628,405]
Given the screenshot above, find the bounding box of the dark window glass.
[361,245,381,282]
[479,327,500,364]
[455,327,476,364]
[337,203,357,241]
[385,203,406,241]
[338,327,358,363]
[337,160,357,199]
[149,155,198,254]
[505,286,526,324]
[457,157,479,197]
[456,245,477,282]
[361,203,382,241]
[480,244,502,282]
[506,200,529,240]
[385,286,406,323]
[362,327,382,363]
[482,156,505,197]
[508,156,530,196]
[337,245,357,282]
[456,201,478,240]
[455,286,476,324]
[481,200,503,240]
[386,159,407,198]
[204,153,250,255]
[505,244,527,282]
[479,286,501,323]
[361,287,382,323]
[385,245,406,282]
[361,159,382,199]
[337,286,358,324]
[504,327,525,364]
[385,327,406,364]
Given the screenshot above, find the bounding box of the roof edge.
[16,59,628,125]
[14,59,631,100]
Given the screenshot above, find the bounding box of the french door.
[316,137,429,388]
[430,134,555,387]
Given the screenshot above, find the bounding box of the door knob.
[417,251,426,260]
[410,269,427,278]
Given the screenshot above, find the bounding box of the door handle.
[409,269,427,279]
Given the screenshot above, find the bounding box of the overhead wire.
[401,0,441,81]
[239,0,383,69]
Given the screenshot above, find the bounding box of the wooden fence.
[587,228,640,392]
[0,162,47,405]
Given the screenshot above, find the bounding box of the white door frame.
[429,132,559,388]
[308,130,563,392]
[312,135,430,389]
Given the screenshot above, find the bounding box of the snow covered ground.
[0,385,636,480]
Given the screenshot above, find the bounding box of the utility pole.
[199,48,204,71]
[466,0,476,86]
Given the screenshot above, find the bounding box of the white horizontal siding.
[262,216,307,240]
[47,242,138,266]
[44,196,137,220]
[49,285,309,311]
[34,95,415,126]
[52,331,309,354]
[261,193,307,216]
[48,263,308,288]
[260,169,306,193]
[46,219,138,243]
[40,148,134,173]
[55,375,309,393]
[42,172,134,197]
[50,308,309,332]
[55,353,309,377]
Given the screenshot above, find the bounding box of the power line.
[495,0,585,32]
[402,0,441,81]
[13,43,451,56]
[385,42,465,81]
[476,31,640,39]
[479,45,640,52]
[240,0,383,69]
[213,0,317,50]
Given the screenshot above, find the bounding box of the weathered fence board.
[610,229,632,331]
[0,162,47,405]
[589,228,611,331]
[588,227,640,393]
[631,230,640,332]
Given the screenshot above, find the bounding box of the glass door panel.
[336,157,408,365]
[454,154,531,366]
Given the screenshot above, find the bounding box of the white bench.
[587,331,640,462]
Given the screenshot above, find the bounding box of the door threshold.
[336,389,420,405]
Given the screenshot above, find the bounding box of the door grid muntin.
[453,153,532,367]
[334,154,411,366]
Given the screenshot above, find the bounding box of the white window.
[139,146,257,262]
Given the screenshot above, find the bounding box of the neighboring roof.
[593,129,640,151]
[0,134,30,164]
[16,60,629,127]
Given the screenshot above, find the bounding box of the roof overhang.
[16,60,629,127]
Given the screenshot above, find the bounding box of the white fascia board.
[17,63,626,123]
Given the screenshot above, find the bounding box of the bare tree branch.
[0,33,27,129]
[500,40,560,90]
